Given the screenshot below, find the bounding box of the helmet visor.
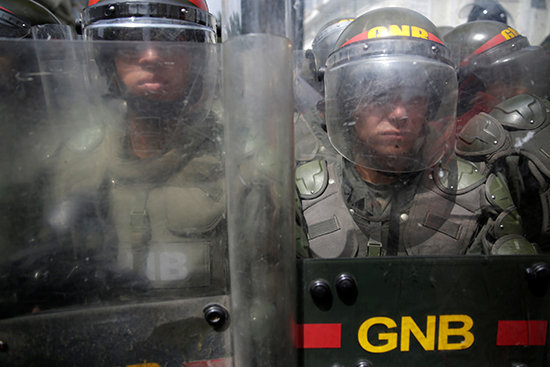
[325,56,457,173]
[87,39,219,134]
[84,18,215,43]
[470,44,550,100]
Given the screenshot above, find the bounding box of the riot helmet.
[444,21,550,116]
[324,8,457,173]
[79,0,218,132]
[0,0,71,38]
[79,0,215,42]
[461,1,509,24]
[311,17,353,83]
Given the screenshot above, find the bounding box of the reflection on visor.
[87,25,215,43]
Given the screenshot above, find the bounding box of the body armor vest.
[297,156,534,257]
[51,118,227,295]
[456,93,550,248]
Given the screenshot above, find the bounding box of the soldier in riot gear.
[455,94,550,251]
[0,1,230,364]
[444,22,550,248]
[38,0,226,309]
[296,17,353,163]
[444,21,550,132]
[296,8,538,258]
[310,17,354,91]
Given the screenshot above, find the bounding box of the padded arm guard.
[481,174,539,254]
[295,160,329,258]
[296,159,329,199]
[456,94,550,174]
[456,94,550,248]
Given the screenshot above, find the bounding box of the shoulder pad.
[490,94,548,131]
[67,125,105,153]
[486,173,514,210]
[296,160,329,199]
[455,112,506,158]
[435,155,486,194]
[491,234,538,255]
[490,95,550,180]
[492,208,523,238]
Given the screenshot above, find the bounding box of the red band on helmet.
[428,33,443,44]
[0,6,14,14]
[341,31,369,47]
[188,0,209,12]
[88,0,100,5]
[460,32,508,66]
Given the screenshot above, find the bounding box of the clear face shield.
[325,54,457,173]
[83,18,219,145]
[83,18,216,43]
[470,42,550,101]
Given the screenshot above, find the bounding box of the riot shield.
[298,256,550,366]
[0,38,232,367]
[224,33,297,367]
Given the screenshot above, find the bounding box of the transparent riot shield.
[0,39,231,367]
[224,34,297,367]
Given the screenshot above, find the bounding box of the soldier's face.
[115,45,190,101]
[353,92,428,158]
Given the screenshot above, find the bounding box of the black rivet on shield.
[526,263,550,297]
[203,304,230,331]
[309,279,333,311]
[75,18,83,35]
[355,360,374,367]
[335,273,358,305]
